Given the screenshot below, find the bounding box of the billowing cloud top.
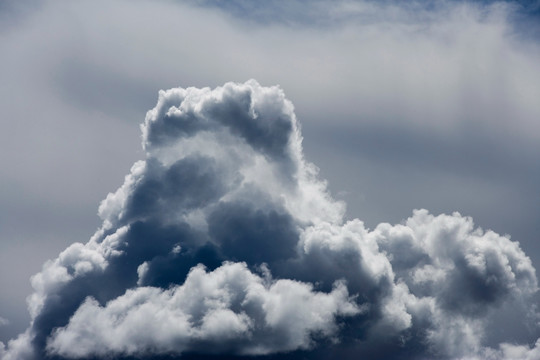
[1,81,538,360]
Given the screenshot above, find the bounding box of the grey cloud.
[124,156,230,222]
[189,0,538,28]
[53,58,158,120]
[1,81,539,360]
[306,121,540,191]
[208,202,299,264]
[0,0,40,28]
[2,0,540,357]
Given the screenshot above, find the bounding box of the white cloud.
[46,262,359,358]
[1,4,539,343]
[496,339,540,360]
[1,80,536,359]
[1,0,540,353]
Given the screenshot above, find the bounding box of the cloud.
[2,2,540,343]
[1,80,538,360]
[491,339,540,360]
[47,262,359,358]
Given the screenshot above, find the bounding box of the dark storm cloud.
[208,202,299,264]
[124,156,228,221]
[1,81,539,360]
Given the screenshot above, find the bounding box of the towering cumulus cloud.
[1,80,538,360]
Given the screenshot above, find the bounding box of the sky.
[0,0,540,359]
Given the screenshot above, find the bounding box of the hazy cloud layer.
[1,81,538,360]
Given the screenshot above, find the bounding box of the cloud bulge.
[1,80,538,360]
